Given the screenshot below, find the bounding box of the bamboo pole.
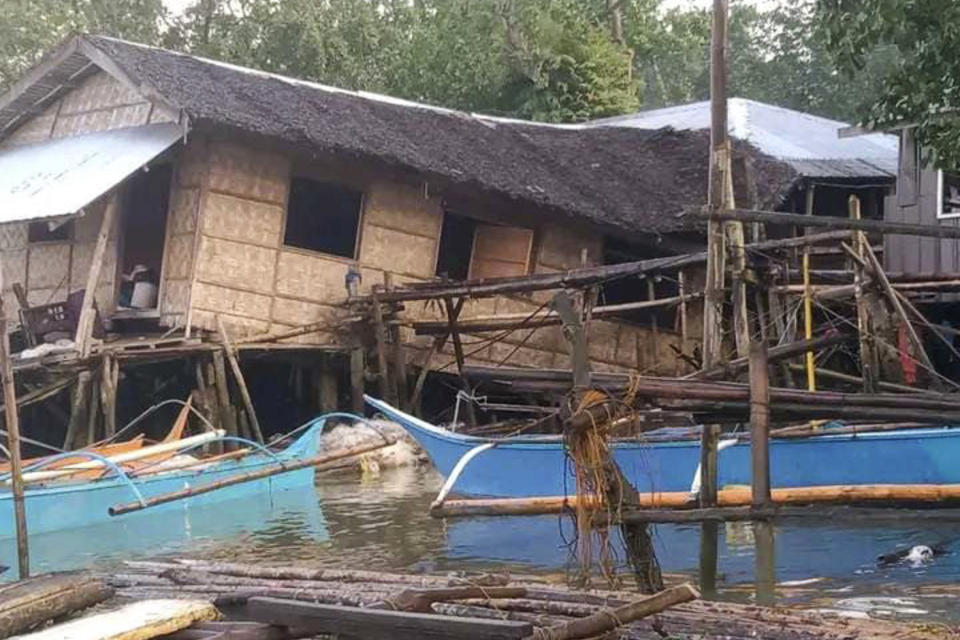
[0,291,28,577]
[699,207,960,238]
[109,439,396,516]
[216,316,265,443]
[370,286,397,406]
[444,297,475,428]
[850,196,879,393]
[802,187,816,393]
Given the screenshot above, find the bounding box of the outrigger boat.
[0,405,378,537]
[365,396,960,499]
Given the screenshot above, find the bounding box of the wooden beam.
[350,347,365,414]
[75,195,117,358]
[411,294,699,336]
[699,207,960,239]
[216,316,264,444]
[692,333,849,381]
[243,597,533,640]
[211,350,238,446]
[370,286,398,406]
[444,297,475,428]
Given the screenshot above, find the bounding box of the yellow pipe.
[803,247,815,392]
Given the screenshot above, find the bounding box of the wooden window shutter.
[468,224,534,279]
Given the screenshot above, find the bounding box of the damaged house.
[0,35,812,444]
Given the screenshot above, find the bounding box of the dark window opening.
[284,177,363,258]
[941,171,960,218]
[28,220,73,243]
[435,212,477,281]
[600,237,677,327]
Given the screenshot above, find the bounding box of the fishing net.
[564,382,662,592]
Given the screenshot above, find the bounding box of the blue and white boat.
[365,396,960,498]
[0,413,343,537]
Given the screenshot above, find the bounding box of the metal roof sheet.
[592,98,898,178]
[0,123,182,224]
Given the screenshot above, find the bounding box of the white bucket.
[130,281,158,308]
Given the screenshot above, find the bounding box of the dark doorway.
[117,164,172,312]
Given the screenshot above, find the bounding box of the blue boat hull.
[366,397,960,498]
[0,418,326,537]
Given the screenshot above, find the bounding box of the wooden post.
[350,347,365,414]
[86,375,101,446]
[749,341,771,507]
[371,286,398,406]
[699,0,731,597]
[678,270,689,367]
[385,274,408,410]
[0,291,29,577]
[317,357,338,413]
[863,244,942,389]
[211,350,238,447]
[100,353,118,438]
[646,278,659,372]
[553,291,662,593]
[64,371,91,450]
[444,297,476,428]
[75,196,117,358]
[850,196,879,393]
[754,520,776,606]
[216,316,265,443]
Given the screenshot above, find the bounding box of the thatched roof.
[8,35,801,236]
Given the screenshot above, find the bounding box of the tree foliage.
[820,0,959,166]
[0,0,167,88]
[0,0,895,125]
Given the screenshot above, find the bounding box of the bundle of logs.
[97,559,952,640]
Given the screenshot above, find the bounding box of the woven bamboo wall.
[0,70,180,326]
[185,137,681,373]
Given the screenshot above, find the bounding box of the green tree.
[820,0,960,165]
[0,0,167,89]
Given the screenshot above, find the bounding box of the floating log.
[386,587,528,613]
[244,597,533,640]
[0,573,113,637]
[16,598,218,640]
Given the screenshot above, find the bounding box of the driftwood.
[0,572,114,638]
[528,583,699,640]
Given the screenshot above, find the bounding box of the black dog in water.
[877,542,951,567]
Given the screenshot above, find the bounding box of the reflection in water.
[13,465,960,621]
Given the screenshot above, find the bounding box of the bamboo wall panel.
[192,309,269,336]
[206,142,288,204]
[0,225,27,250]
[359,224,437,277]
[363,181,443,238]
[271,297,339,327]
[193,282,272,321]
[163,235,195,281]
[195,236,276,294]
[168,188,200,236]
[203,192,283,247]
[275,252,349,301]
[160,280,191,321]
[58,72,144,114]
[537,225,602,271]
[28,244,72,289]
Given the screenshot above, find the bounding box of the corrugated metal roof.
[0,123,182,224]
[592,98,898,178]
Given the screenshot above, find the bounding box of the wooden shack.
[0,35,803,438]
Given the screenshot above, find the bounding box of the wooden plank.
[211,351,238,445]
[0,573,113,638]
[75,195,117,358]
[16,599,218,640]
[216,316,264,443]
[244,597,532,640]
[467,224,534,280]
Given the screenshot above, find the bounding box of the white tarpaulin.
[0,123,183,224]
